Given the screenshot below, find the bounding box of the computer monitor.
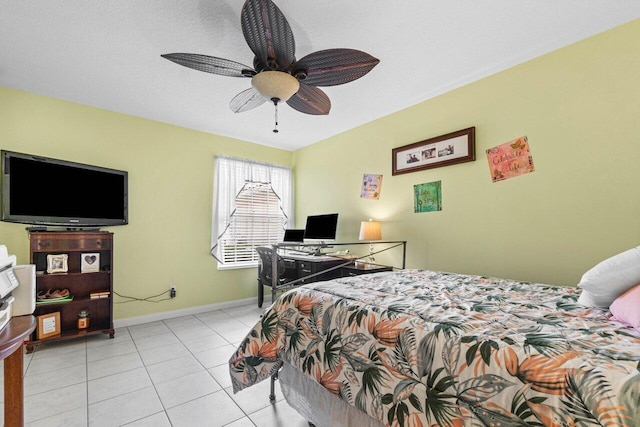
[304,213,339,242]
[283,229,305,243]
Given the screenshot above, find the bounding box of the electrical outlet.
[170,286,176,298]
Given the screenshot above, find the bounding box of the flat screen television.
[1,150,128,228]
[304,213,338,242]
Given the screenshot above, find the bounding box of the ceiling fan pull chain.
[272,98,279,133]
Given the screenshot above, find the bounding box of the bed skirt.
[279,363,383,427]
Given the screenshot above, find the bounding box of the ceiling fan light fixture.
[251,71,300,102]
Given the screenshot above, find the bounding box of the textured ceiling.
[2,1,640,151]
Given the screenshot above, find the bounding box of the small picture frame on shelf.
[46,254,68,274]
[81,252,100,273]
[37,311,61,339]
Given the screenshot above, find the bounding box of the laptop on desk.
[283,229,305,243]
[279,229,307,256]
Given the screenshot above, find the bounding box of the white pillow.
[577,246,640,308]
[577,289,599,307]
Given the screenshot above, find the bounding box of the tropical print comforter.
[229,270,640,426]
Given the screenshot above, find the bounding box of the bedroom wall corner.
[292,18,640,287]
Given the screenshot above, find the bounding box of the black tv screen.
[304,213,338,241]
[1,150,128,227]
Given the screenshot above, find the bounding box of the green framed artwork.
[414,181,442,213]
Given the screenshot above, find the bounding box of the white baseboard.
[113,296,259,328]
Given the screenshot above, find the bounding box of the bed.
[229,269,640,426]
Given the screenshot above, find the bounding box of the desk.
[342,263,393,277]
[280,252,357,285]
[1,315,36,427]
[257,251,358,307]
[278,240,406,285]
[258,241,406,306]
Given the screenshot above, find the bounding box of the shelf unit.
[26,231,115,352]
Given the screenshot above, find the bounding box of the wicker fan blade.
[286,84,330,115]
[230,87,267,113]
[241,0,295,71]
[294,49,380,87]
[161,53,256,77]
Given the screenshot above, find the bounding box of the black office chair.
[255,247,287,308]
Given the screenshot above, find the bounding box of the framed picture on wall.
[392,127,476,175]
[360,174,383,200]
[414,181,442,213]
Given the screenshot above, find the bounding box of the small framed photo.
[37,312,61,339]
[46,254,68,274]
[81,252,100,273]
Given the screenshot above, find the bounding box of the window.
[211,157,293,268]
[219,181,285,265]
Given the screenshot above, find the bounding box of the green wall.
[0,87,292,319]
[2,18,639,322]
[293,18,640,287]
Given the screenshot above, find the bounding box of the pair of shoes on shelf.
[37,288,70,300]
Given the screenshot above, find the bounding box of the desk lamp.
[359,219,381,263]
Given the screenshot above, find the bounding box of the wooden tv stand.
[27,231,115,352]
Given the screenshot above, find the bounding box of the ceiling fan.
[161,0,379,133]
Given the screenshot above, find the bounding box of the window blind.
[219,182,286,265]
[210,156,293,268]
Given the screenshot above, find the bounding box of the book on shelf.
[90,291,111,299]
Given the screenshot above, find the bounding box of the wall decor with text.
[414,181,442,213]
[486,136,535,182]
[360,174,383,200]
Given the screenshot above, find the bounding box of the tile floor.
[0,302,311,427]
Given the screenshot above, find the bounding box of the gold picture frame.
[392,127,476,175]
[46,254,68,274]
[37,311,61,339]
